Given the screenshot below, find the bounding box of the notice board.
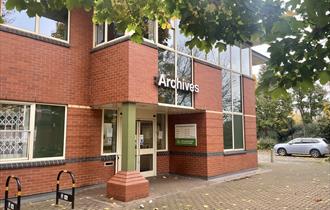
[175,124,197,146]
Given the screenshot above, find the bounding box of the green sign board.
[175,138,197,147]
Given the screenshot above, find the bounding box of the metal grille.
[0,104,30,159]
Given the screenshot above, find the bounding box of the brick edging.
[170,149,257,157]
[0,155,116,170]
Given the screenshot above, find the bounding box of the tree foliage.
[292,84,327,125]
[1,0,330,92]
[256,67,293,141]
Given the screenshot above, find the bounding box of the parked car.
[274,138,330,158]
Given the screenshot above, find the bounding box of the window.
[158,49,193,107]
[231,45,241,72]
[241,47,251,76]
[206,46,219,65]
[94,22,124,47]
[1,0,69,41]
[102,110,118,154]
[177,54,192,107]
[0,104,30,160]
[158,49,175,105]
[0,102,66,162]
[158,19,175,49]
[142,19,155,41]
[157,114,167,150]
[33,105,65,158]
[219,47,231,69]
[222,70,244,150]
[176,20,191,55]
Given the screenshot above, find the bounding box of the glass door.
[136,120,156,177]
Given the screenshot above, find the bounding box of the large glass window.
[33,105,65,158]
[1,1,69,41]
[223,114,233,150]
[94,22,124,46]
[176,20,191,55]
[1,0,35,32]
[142,19,155,41]
[206,46,219,65]
[158,49,175,104]
[158,20,175,49]
[241,47,251,76]
[222,70,232,112]
[0,102,66,162]
[232,73,242,113]
[177,54,192,107]
[158,49,193,107]
[102,110,117,154]
[222,70,244,150]
[39,8,68,40]
[0,104,30,160]
[231,45,241,72]
[219,47,231,69]
[157,114,167,150]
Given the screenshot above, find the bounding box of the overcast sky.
[251,44,269,77]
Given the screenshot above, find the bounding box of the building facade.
[0,6,259,201]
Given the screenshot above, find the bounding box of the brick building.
[0,7,266,201]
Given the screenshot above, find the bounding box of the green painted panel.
[121,103,136,171]
[175,138,197,147]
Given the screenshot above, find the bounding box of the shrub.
[257,137,277,150]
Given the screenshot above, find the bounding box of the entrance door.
[136,120,156,177]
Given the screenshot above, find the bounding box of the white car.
[274,138,330,158]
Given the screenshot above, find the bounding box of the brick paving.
[2,152,330,210]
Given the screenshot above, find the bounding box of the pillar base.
[107,171,149,202]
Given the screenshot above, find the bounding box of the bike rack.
[4,175,21,210]
[56,170,76,209]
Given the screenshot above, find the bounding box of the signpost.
[175,124,197,147]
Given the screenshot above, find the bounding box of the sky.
[251,44,270,77]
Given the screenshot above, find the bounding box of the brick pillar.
[107,102,149,201]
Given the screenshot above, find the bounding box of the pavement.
[2,151,330,210]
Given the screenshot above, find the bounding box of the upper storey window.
[94,20,155,47]
[1,0,69,42]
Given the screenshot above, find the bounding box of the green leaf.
[271,87,287,99]
[271,19,291,36]
[319,71,330,85]
[131,32,143,43]
[6,0,25,10]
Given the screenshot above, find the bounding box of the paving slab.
[1,152,329,210]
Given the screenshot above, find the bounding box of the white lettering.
[194,85,199,92]
[156,75,200,93]
[158,74,167,87]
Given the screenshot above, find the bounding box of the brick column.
[107,102,149,201]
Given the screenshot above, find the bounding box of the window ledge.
[223,150,247,156]
[0,25,70,48]
[0,159,65,170]
[91,35,157,53]
[242,74,255,81]
[194,58,222,70]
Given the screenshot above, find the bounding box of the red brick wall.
[157,155,169,174]
[0,161,114,199]
[168,113,207,153]
[0,107,114,199]
[194,62,222,112]
[207,153,258,177]
[0,9,93,106]
[205,112,223,152]
[128,42,158,104]
[90,41,129,106]
[244,116,257,151]
[243,77,256,116]
[66,108,102,158]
